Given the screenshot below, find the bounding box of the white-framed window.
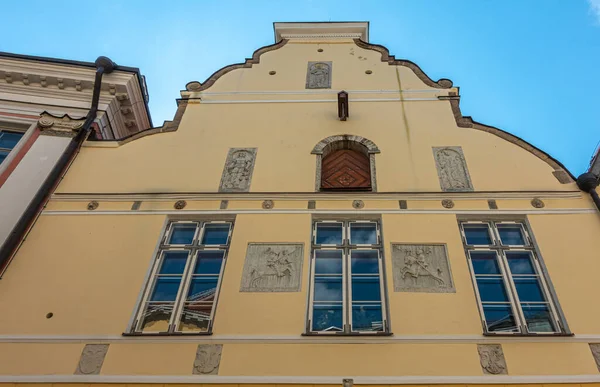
[460,220,563,334]
[308,220,388,334]
[0,128,25,165]
[131,220,233,334]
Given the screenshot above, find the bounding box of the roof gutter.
[0,56,116,275]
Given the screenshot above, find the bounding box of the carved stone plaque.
[306,61,332,89]
[477,344,508,375]
[391,244,455,293]
[240,243,304,292]
[590,344,600,372]
[192,344,222,375]
[433,146,474,192]
[74,344,109,375]
[219,148,257,192]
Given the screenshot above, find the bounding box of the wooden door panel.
[321,149,371,190]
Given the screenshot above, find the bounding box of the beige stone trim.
[447,97,575,184]
[353,39,453,89]
[2,374,600,384]
[185,39,289,93]
[114,99,188,145]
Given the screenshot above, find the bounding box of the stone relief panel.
[74,344,109,375]
[240,243,304,292]
[433,146,474,192]
[477,344,508,375]
[306,61,332,89]
[391,244,455,293]
[590,344,600,372]
[219,148,257,192]
[192,344,222,375]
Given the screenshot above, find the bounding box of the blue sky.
[1,0,599,175]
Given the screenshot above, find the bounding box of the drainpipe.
[0,56,116,274]
[577,172,600,213]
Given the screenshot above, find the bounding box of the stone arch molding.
[311,135,380,155]
[312,135,380,192]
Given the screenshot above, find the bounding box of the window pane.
[315,223,343,245]
[351,276,381,301]
[350,223,377,244]
[483,304,519,333]
[0,151,8,164]
[314,276,343,301]
[194,250,225,274]
[498,225,526,245]
[159,251,189,274]
[150,277,182,301]
[0,131,23,148]
[140,302,174,332]
[187,277,218,302]
[470,251,501,274]
[351,250,379,274]
[201,224,230,245]
[168,223,196,245]
[312,304,343,332]
[315,250,343,274]
[522,304,556,333]
[476,277,510,302]
[464,225,492,245]
[506,251,536,274]
[513,277,546,302]
[178,303,212,332]
[352,303,383,332]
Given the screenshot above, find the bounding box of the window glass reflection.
[350,223,377,244]
[464,225,492,245]
[316,223,343,245]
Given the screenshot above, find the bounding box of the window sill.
[482,332,573,337]
[122,331,213,337]
[302,332,393,337]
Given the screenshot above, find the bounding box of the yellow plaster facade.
[0,21,599,387]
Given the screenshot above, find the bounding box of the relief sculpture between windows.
[391,244,455,293]
[240,243,304,292]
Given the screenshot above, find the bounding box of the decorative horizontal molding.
[197,97,441,104]
[195,89,445,96]
[41,208,596,216]
[1,333,600,344]
[2,374,600,384]
[51,191,582,202]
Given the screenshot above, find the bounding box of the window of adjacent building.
[460,221,563,334]
[321,143,372,191]
[308,220,388,334]
[131,221,232,334]
[0,128,25,165]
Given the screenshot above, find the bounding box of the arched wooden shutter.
[321,149,371,190]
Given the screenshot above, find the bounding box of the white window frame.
[460,220,563,335]
[131,220,232,335]
[308,220,388,335]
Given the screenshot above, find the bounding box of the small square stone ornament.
[192,344,222,375]
[74,344,109,375]
[477,344,508,375]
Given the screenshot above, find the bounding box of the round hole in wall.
[269,70,276,75]
[365,70,373,75]
[317,48,323,52]
[46,312,54,319]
